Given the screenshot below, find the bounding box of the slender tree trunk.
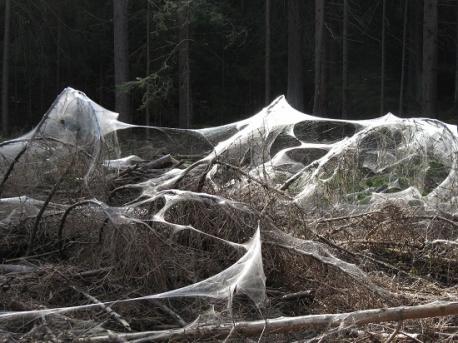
[313,0,325,115]
[56,19,61,92]
[454,2,458,103]
[265,0,271,105]
[380,0,386,116]
[287,0,304,111]
[98,62,104,104]
[145,0,151,126]
[422,0,437,117]
[408,1,422,106]
[178,1,192,128]
[27,41,32,122]
[2,0,11,134]
[13,47,17,116]
[113,0,130,122]
[40,43,45,112]
[220,40,225,123]
[342,0,349,118]
[319,30,328,114]
[399,0,409,116]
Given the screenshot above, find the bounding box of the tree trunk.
[2,0,11,134]
[265,0,271,105]
[422,0,437,117]
[178,1,192,128]
[145,0,151,126]
[313,0,325,115]
[56,19,61,92]
[454,2,458,103]
[380,0,386,116]
[407,1,422,106]
[342,0,349,119]
[399,0,409,116]
[287,0,305,111]
[113,0,130,122]
[220,41,225,123]
[319,29,328,115]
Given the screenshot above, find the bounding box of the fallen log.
[81,300,458,341]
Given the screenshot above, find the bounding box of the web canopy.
[0,87,457,334]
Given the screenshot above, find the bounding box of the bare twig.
[0,144,28,197]
[384,321,402,343]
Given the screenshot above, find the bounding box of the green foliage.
[423,160,450,195]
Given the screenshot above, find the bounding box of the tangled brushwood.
[0,88,457,342]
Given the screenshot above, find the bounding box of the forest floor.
[0,148,457,342]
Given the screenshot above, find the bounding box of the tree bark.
[85,301,458,342]
[145,0,151,126]
[380,0,386,116]
[2,0,11,134]
[454,2,458,103]
[56,17,61,92]
[265,0,271,105]
[408,1,422,105]
[113,0,130,122]
[422,0,438,117]
[399,0,409,116]
[287,0,305,111]
[342,0,349,119]
[313,0,325,115]
[178,0,192,128]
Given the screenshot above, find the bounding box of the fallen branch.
[149,300,187,328]
[410,215,458,228]
[280,290,313,301]
[0,264,36,274]
[315,210,382,224]
[81,301,458,342]
[71,286,131,332]
[215,161,294,201]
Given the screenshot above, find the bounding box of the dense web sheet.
[0,87,457,334]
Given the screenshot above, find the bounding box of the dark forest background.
[1,0,458,134]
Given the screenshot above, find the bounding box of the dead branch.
[410,215,458,228]
[57,200,107,254]
[280,290,313,301]
[71,286,132,332]
[149,300,187,328]
[316,210,383,224]
[27,155,75,255]
[81,301,458,342]
[0,264,36,274]
[384,321,402,343]
[0,144,28,197]
[0,103,56,197]
[215,161,294,201]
